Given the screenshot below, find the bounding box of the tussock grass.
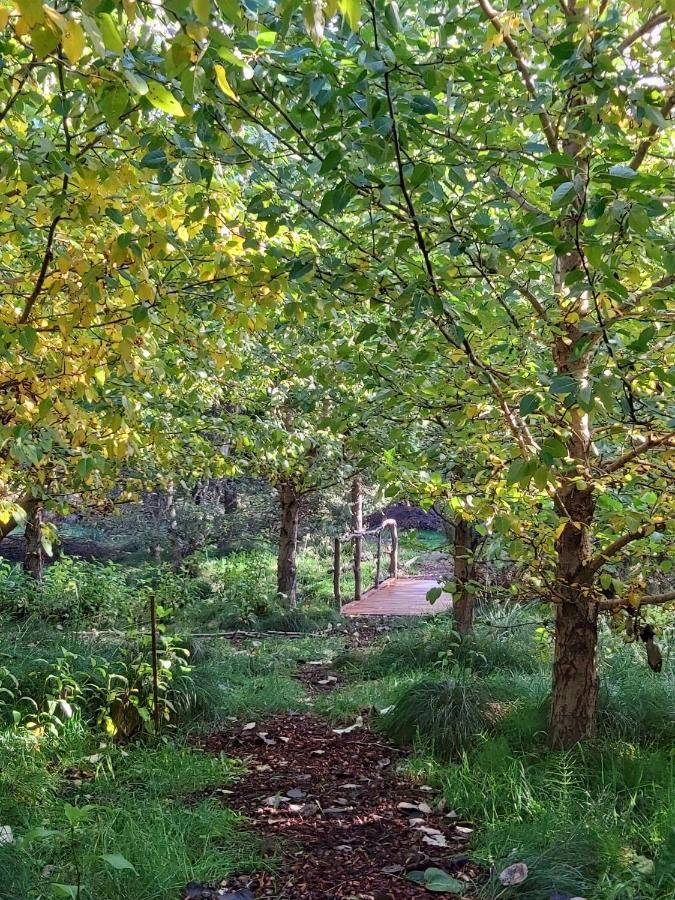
[380,675,488,758]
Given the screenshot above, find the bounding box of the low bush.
[0,557,211,627]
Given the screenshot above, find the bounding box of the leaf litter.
[193,713,479,898]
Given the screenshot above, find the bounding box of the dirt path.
[189,638,479,900]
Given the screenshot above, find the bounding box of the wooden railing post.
[375,530,382,587]
[333,537,341,606]
[351,477,363,601]
[389,520,399,580]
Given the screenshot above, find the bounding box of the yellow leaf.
[0,6,10,28]
[186,22,208,39]
[14,0,43,27]
[43,5,66,30]
[192,0,209,24]
[62,17,86,64]
[123,0,137,22]
[214,64,237,100]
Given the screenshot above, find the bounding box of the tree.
[0,0,291,570]
[204,322,370,605]
[174,0,674,745]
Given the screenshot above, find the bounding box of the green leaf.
[124,70,149,95]
[140,148,167,168]
[51,885,79,899]
[105,206,124,224]
[506,459,528,485]
[146,81,185,117]
[19,326,38,353]
[426,586,442,604]
[384,0,402,32]
[338,0,359,30]
[355,322,378,343]
[256,30,277,46]
[217,0,241,22]
[519,394,540,415]
[410,95,437,115]
[627,325,656,353]
[549,375,577,396]
[31,23,60,57]
[192,0,210,23]
[82,14,105,56]
[542,438,567,458]
[97,13,124,54]
[101,853,138,874]
[319,148,342,175]
[551,181,575,208]
[643,105,666,129]
[407,868,466,893]
[608,164,636,180]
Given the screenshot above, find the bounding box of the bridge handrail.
[333,518,398,605]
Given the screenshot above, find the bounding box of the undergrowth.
[0,722,271,900]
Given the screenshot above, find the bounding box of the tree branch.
[476,0,559,153]
[618,11,669,52]
[18,52,71,326]
[630,93,674,170]
[602,433,675,474]
[584,526,651,578]
[488,167,544,215]
[600,590,675,612]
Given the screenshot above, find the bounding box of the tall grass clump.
[380,674,488,758]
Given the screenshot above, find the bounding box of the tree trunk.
[23,501,44,581]
[549,214,600,746]
[277,482,300,607]
[351,476,363,601]
[221,478,238,512]
[453,516,478,635]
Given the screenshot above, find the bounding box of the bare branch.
[602,433,675,474]
[618,11,669,52]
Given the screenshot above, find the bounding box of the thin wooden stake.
[149,592,161,735]
[333,537,341,606]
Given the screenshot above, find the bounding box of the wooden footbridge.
[341,576,452,616]
[333,502,451,617]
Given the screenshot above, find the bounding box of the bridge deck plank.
[341,576,451,617]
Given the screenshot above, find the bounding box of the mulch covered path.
[192,710,479,899]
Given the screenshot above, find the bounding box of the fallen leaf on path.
[422,833,448,848]
[499,862,528,886]
[407,867,465,893]
[333,716,364,734]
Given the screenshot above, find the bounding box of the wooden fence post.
[333,537,341,606]
[351,477,363,601]
[389,520,399,580]
[375,530,382,587]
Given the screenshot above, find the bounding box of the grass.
[319,599,675,900]
[0,721,272,900]
[1,538,673,900]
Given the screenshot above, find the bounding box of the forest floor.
[188,623,481,900]
[1,540,672,900]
